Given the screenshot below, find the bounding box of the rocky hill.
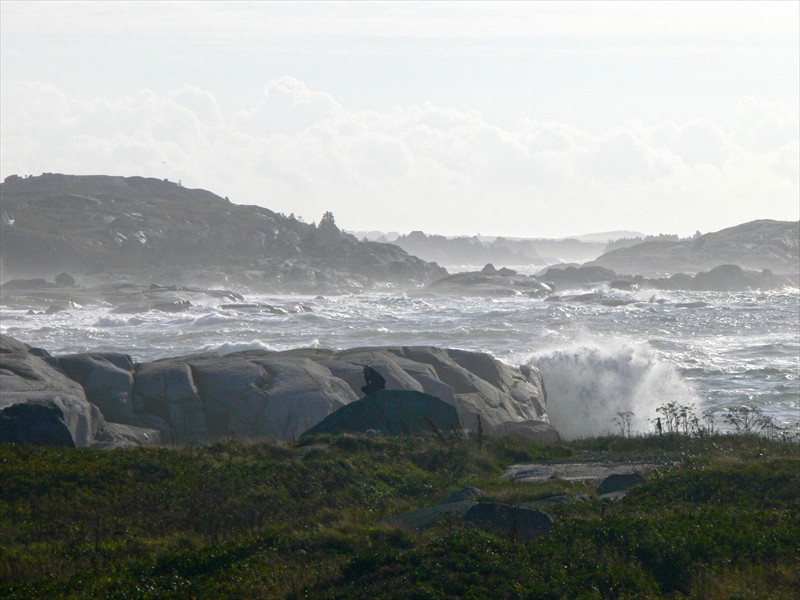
[0,174,446,292]
[588,220,799,276]
[387,231,607,267]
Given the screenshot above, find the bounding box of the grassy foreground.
[1,433,798,599]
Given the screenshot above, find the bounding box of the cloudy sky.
[1,1,798,238]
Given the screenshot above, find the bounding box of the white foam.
[206,339,278,355]
[524,338,699,440]
[94,316,129,327]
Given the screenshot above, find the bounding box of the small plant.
[655,401,697,434]
[612,411,634,437]
[723,404,767,435]
[701,409,717,434]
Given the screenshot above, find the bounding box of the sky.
[1,1,798,238]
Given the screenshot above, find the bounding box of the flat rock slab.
[503,461,661,483]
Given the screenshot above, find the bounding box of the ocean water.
[2,284,798,439]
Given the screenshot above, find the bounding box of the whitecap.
[206,339,277,355]
[94,316,129,327]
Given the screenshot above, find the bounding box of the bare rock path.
[503,460,664,483]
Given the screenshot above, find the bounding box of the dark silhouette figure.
[656,417,663,436]
[361,365,386,396]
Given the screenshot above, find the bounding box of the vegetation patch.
[1,433,798,598]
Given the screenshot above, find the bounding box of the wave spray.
[526,339,698,440]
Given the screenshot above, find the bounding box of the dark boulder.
[690,264,786,291]
[381,501,478,531]
[301,389,462,437]
[0,401,76,446]
[465,502,554,540]
[444,486,486,504]
[597,472,646,495]
[539,265,618,288]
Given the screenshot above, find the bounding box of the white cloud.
[1,78,798,237]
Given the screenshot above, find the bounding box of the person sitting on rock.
[361,365,386,396]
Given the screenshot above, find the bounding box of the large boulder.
[134,360,198,405]
[273,346,549,435]
[384,347,547,429]
[301,390,462,437]
[464,503,554,541]
[0,350,104,447]
[245,356,357,440]
[0,333,31,354]
[690,264,782,291]
[146,353,358,442]
[58,353,135,423]
[597,472,646,495]
[0,400,77,447]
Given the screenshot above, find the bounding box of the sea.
[1,273,798,440]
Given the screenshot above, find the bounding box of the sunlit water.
[2,285,798,438]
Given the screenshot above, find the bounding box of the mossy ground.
[1,433,798,598]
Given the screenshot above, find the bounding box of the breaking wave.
[526,339,699,440]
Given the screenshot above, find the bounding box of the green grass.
[1,434,797,598]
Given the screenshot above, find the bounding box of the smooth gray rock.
[134,361,199,404]
[0,333,30,354]
[0,351,103,447]
[92,422,165,450]
[387,347,547,428]
[58,353,135,422]
[247,356,356,440]
[691,264,782,291]
[465,503,554,540]
[0,334,559,447]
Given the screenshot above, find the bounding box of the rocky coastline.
[0,333,558,449]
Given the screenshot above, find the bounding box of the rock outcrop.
[425,267,553,297]
[464,503,554,541]
[0,173,446,292]
[424,260,796,297]
[0,344,105,447]
[0,335,558,448]
[589,220,800,276]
